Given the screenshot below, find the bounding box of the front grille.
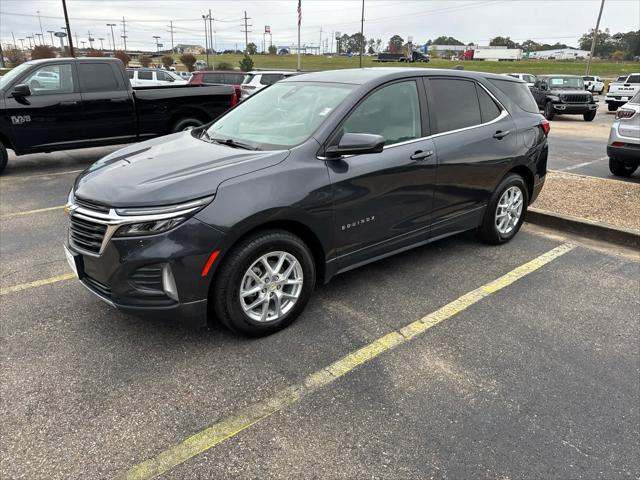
[84,275,112,298]
[69,215,107,254]
[74,197,110,213]
[129,265,165,294]
[562,94,590,103]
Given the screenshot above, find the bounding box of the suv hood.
[549,88,590,94]
[73,131,289,207]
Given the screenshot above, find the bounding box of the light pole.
[99,38,105,50]
[35,33,44,46]
[37,10,44,39]
[47,30,55,45]
[19,38,25,50]
[107,23,117,51]
[153,35,161,53]
[27,36,33,49]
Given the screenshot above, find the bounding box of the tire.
[477,173,528,245]
[211,229,316,336]
[607,103,617,112]
[583,110,596,121]
[0,143,7,175]
[171,117,204,133]
[609,157,638,177]
[543,102,555,120]
[599,88,604,95]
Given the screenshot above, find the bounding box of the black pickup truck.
[530,74,597,122]
[0,57,236,173]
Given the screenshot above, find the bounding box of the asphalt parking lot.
[1,115,639,479]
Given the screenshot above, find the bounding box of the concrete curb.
[526,207,640,250]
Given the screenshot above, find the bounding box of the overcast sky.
[1,0,638,52]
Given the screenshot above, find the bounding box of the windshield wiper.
[211,137,260,151]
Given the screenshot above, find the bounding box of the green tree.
[431,36,464,46]
[387,34,404,53]
[179,53,196,72]
[216,61,233,70]
[268,44,277,55]
[375,38,382,53]
[6,48,27,66]
[161,55,174,68]
[139,55,152,67]
[489,36,518,49]
[611,50,625,61]
[86,48,104,57]
[30,45,56,59]
[239,53,254,71]
[246,42,258,55]
[579,28,613,57]
[520,39,541,53]
[114,50,131,66]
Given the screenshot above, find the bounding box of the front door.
[4,62,84,153]
[326,79,437,269]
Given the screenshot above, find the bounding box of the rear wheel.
[477,174,528,245]
[543,102,555,120]
[0,143,7,175]
[171,117,204,133]
[583,110,596,121]
[609,157,638,177]
[211,230,316,336]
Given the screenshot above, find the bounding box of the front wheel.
[211,230,316,336]
[583,110,596,121]
[543,102,555,120]
[477,174,528,245]
[609,157,638,177]
[171,117,204,133]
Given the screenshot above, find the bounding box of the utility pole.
[47,30,55,45]
[121,17,128,52]
[107,23,117,51]
[297,0,301,70]
[99,38,105,50]
[153,36,161,53]
[585,0,605,75]
[202,14,210,68]
[359,0,365,68]
[87,30,93,49]
[319,26,322,55]
[81,41,86,49]
[209,9,215,68]
[37,10,44,39]
[241,11,252,53]
[167,20,175,52]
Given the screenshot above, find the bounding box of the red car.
[189,71,245,99]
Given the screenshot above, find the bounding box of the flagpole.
[297,0,301,71]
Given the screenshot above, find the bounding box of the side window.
[157,71,174,82]
[203,73,222,83]
[476,84,502,123]
[429,78,481,133]
[138,70,153,80]
[627,75,640,84]
[78,63,119,92]
[260,74,284,85]
[343,81,421,146]
[23,64,74,95]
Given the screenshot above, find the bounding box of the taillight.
[540,119,550,136]
[611,141,625,147]
[230,93,238,107]
[615,108,636,120]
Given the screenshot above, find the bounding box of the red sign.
[265,25,271,34]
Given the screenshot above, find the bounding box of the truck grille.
[562,94,590,103]
[69,215,108,254]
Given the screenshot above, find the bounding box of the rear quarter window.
[260,74,284,85]
[627,75,640,84]
[489,79,539,114]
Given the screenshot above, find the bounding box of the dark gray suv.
[65,68,549,336]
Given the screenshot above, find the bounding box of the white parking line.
[558,156,608,172]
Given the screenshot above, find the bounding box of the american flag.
[297,0,301,27]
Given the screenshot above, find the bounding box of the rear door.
[4,62,84,152]
[424,76,518,239]
[327,79,437,268]
[77,62,136,144]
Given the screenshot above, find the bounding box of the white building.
[528,48,591,60]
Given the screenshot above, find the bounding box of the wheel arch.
[169,107,211,130]
[507,165,534,204]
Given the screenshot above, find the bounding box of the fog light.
[162,264,179,301]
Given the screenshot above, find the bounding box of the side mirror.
[11,84,31,98]
[540,83,548,91]
[325,133,385,158]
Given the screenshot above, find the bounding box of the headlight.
[113,195,214,237]
[549,95,560,101]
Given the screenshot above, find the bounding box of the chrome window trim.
[317,79,510,159]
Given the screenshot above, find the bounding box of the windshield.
[0,62,32,90]
[204,82,355,149]
[547,77,584,89]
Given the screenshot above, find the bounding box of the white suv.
[127,69,187,87]
[504,73,536,88]
[583,75,604,94]
[240,70,299,99]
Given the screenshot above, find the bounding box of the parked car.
[189,70,246,99]
[177,71,192,81]
[127,68,187,87]
[64,68,548,336]
[0,58,238,173]
[531,75,597,121]
[504,73,536,88]
[607,90,640,177]
[27,69,60,89]
[583,75,604,94]
[240,70,299,99]
[399,51,430,63]
[605,73,640,111]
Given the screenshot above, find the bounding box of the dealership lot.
[1,127,638,478]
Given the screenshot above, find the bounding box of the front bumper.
[605,95,634,104]
[552,103,597,114]
[65,216,225,327]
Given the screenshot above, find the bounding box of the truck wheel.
[211,229,316,336]
[583,110,596,122]
[477,173,528,245]
[0,143,7,175]
[609,157,637,177]
[172,117,203,133]
[607,103,617,112]
[543,102,555,121]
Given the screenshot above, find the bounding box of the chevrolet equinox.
[65,68,549,336]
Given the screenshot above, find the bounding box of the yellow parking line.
[123,242,575,480]
[0,272,75,296]
[0,205,64,220]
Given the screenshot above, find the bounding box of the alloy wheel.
[495,186,524,235]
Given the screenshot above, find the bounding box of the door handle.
[59,100,78,106]
[493,130,511,139]
[410,150,434,161]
